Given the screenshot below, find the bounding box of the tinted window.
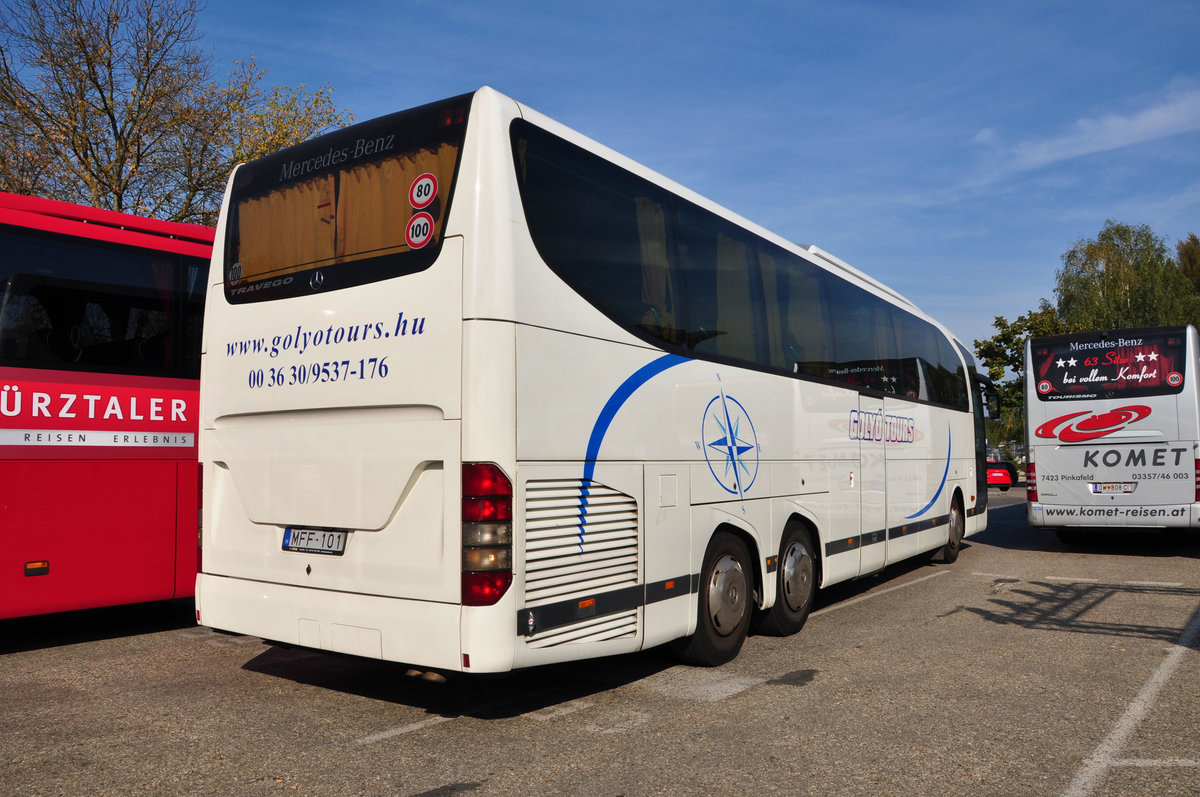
[675,203,763,360]
[512,119,968,411]
[0,226,205,378]
[514,126,682,345]
[224,94,471,303]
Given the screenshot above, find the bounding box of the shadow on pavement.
[0,598,195,655]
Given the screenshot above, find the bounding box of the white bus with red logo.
[197,88,996,671]
[0,191,211,619]
[1025,326,1199,539]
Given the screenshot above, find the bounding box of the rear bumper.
[196,573,465,671]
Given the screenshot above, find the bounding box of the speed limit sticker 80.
[409,173,438,209]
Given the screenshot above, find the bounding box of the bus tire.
[675,531,752,666]
[753,524,815,637]
[940,498,964,564]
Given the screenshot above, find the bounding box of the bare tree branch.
[0,0,353,223]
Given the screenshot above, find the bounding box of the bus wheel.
[675,532,752,666]
[940,499,964,564]
[754,525,815,637]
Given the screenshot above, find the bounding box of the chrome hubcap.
[781,540,813,613]
[706,553,747,636]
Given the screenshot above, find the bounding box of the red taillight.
[463,464,509,496]
[462,463,513,607]
[1026,463,1038,502]
[462,496,512,523]
[1194,459,1199,503]
[462,572,514,606]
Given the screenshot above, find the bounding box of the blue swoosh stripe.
[905,423,951,519]
[582,353,688,482]
[579,353,688,543]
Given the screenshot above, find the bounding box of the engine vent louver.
[523,479,639,647]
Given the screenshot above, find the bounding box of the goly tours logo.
[1034,405,1152,443]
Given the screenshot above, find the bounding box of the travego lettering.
[1082,447,1187,468]
[230,276,295,296]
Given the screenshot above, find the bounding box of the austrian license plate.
[282,527,347,555]
[1091,483,1135,495]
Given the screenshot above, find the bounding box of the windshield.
[224,93,471,303]
[1030,327,1188,401]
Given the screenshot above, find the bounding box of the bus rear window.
[1030,328,1188,401]
[224,94,470,303]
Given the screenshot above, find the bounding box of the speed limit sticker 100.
[405,212,434,249]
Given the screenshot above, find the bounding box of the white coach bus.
[1025,326,1200,541]
[197,88,994,671]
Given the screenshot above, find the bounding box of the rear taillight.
[1026,463,1038,503]
[1194,459,1199,503]
[462,463,513,606]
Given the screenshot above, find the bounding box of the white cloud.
[1009,86,1200,171]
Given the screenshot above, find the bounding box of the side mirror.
[974,373,1001,419]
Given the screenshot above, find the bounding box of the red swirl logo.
[1034,405,1152,442]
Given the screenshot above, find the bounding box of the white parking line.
[1109,758,1200,767]
[1060,606,1200,796]
[811,570,950,618]
[356,715,453,744]
[971,574,1189,589]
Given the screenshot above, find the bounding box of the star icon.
[702,392,759,496]
[708,413,755,487]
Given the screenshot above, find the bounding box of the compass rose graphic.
[702,392,759,496]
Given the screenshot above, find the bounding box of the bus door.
[858,395,887,575]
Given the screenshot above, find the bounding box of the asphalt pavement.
[2,490,1197,796]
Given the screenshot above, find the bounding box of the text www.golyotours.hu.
[224,311,426,359]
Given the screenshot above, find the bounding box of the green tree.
[0,0,353,224]
[974,301,1065,449]
[1178,233,1200,293]
[974,219,1200,451]
[1055,220,1200,330]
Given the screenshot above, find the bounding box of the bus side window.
[761,245,831,376]
[675,203,762,362]
[516,127,682,348]
[635,197,680,345]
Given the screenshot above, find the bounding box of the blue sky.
[198,0,1200,362]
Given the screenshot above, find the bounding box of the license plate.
[1091,483,1135,495]
[282,527,347,555]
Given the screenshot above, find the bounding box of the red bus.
[0,191,212,619]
